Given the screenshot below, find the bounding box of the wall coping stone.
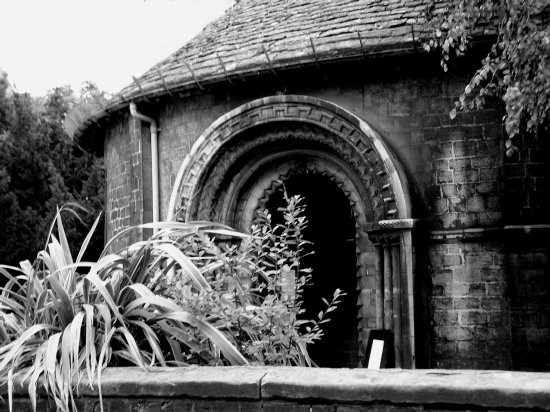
[3,367,550,410]
[261,367,550,408]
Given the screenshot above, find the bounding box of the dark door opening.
[266,174,358,367]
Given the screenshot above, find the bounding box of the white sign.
[367,339,385,369]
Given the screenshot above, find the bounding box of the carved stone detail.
[168,95,416,366]
[187,124,386,226]
[172,99,399,223]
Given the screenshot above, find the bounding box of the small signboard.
[363,330,394,369]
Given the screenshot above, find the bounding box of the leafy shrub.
[0,195,343,411]
[159,192,344,366]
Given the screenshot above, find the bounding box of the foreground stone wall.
[2,367,550,412]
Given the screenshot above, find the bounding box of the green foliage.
[0,74,104,265]
[159,193,344,366]
[0,196,343,411]
[0,208,249,412]
[424,0,550,153]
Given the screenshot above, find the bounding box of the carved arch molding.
[169,95,420,368]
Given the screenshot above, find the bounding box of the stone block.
[488,312,510,327]
[471,155,498,169]
[263,403,310,412]
[433,269,453,285]
[448,196,466,213]
[467,283,487,297]
[454,167,479,183]
[453,267,481,283]
[434,326,474,341]
[430,142,454,158]
[434,159,450,172]
[456,212,479,227]
[437,171,453,184]
[456,183,476,197]
[453,141,478,157]
[478,267,504,282]
[311,405,336,412]
[487,282,507,297]
[460,310,488,326]
[464,253,493,268]
[479,167,501,181]
[441,184,458,197]
[483,123,503,139]
[77,367,265,399]
[433,198,449,214]
[433,341,458,357]
[434,310,459,325]
[448,282,470,297]
[436,125,483,141]
[449,158,471,170]
[431,296,453,310]
[434,212,459,229]
[457,341,488,358]
[453,297,481,310]
[481,297,508,310]
[442,254,462,267]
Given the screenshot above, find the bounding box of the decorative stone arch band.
[168,95,412,222]
[168,95,420,368]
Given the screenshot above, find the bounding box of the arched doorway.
[169,95,419,368]
[266,174,358,367]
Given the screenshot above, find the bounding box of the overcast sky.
[0,0,234,96]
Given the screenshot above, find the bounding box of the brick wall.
[424,98,503,229]
[501,120,550,371]
[101,56,548,370]
[2,367,549,412]
[429,241,511,369]
[104,114,132,251]
[153,63,504,226]
[504,132,549,223]
[507,231,550,371]
[104,114,152,251]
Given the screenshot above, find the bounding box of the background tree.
[0,72,104,265]
[424,0,550,155]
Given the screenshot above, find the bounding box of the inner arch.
[266,174,358,368]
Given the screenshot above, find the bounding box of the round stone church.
[74,0,549,370]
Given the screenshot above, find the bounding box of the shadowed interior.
[266,174,358,367]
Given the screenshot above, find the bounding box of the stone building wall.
[428,241,512,369]
[104,114,152,251]
[104,114,132,251]
[102,58,548,370]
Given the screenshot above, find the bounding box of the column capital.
[365,219,421,243]
[366,219,421,232]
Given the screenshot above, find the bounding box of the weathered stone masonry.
[3,367,550,412]
[84,0,549,371]
[101,62,550,370]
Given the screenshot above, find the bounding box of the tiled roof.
[120,0,430,101]
[72,0,437,139]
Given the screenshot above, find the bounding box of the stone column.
[383,245,393,331]
[366,219,419,368]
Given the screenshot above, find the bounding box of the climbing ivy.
[424,0,550,155]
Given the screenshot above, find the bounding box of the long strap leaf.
[151,311,248,366]
[84,273,125,326]
[76,212,102,264]
[0,324,56,372]
[154,243,211,291]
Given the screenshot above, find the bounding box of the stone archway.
[169,95,419,368]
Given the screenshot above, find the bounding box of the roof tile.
[113,0,433,104]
